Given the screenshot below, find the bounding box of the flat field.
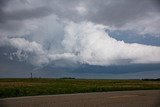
[0,78,160,98]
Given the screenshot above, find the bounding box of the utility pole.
[31,73,33,78]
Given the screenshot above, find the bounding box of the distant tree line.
[142,78,160,81]
[59,77,76,79]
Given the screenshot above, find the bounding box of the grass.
[0,78,160,98]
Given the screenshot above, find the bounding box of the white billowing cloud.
[0,21,160,67]
[0,36,77,67]
[62,21,160,65]
[0,0,160,74]
[0,37,49,66]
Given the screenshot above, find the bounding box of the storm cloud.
[0,0,160,70]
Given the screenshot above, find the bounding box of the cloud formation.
[1,21,160,67]
[0,0,160,36]
[62,22,160,65]
[0,0,160,69]
[0,37,48,66]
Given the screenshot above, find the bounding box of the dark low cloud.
[153,0,160,11]
[73,64,160,74]
[0,0,10,23]
[0,0,10,7]
[43,0,160,27]
[1,0,159,25]
[0,1,53,23]
[1,7,52,23]
[86,0,158,26]
[0,0,160,34]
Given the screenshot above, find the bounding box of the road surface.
[0,90,160,107]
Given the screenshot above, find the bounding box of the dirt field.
[0,90,159,107]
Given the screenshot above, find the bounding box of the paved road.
[0,90,160,107]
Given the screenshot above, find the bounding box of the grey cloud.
[40,0,160,26]
[153,0,160,11]
[0,4,53,23]
[0,0,10,8]
[0,0,160,35]
[0,0,159,24]
[86,0,156,26]
[73,0,159,27]
[0,0,10,22]
[0,0,53,36]
[3,7,53,22]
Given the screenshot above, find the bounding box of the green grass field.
[0,78,160,98]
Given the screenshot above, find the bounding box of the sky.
[0,0,160,79]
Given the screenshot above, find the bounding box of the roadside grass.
[0,78,160,98]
